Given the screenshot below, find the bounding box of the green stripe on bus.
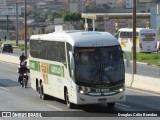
[29,60,40,71]
[49,64,64,77]
[29,60,64,77]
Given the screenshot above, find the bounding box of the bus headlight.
[80,90,85,94]
[119,88,124,92]
[79,86,90,94]
[116,88,124,92]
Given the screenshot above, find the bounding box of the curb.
[125,73,160,94]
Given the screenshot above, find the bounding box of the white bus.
[117,28,157,53]
[29,30,130,108]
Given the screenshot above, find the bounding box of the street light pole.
[131,0,137,86]
[16,2,19,46]
[6,15,9,32]
[24,0,27,57]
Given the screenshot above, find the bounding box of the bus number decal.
[95,89,109,93]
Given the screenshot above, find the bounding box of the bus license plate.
[98,98,107,103]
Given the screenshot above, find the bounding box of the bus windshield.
[120,32,138,38]
[74,46,125,86]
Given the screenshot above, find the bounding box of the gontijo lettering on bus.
[29,60,64,79]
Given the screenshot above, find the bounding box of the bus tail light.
[140,42,143,49]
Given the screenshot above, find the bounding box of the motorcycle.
[21,72,28,88]
[17,67,29,88]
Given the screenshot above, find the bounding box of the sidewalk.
[125,73,160,93]
[0,53,160,94]
[0,54,19,64]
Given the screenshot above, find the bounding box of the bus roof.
[118,28,146,32]
[30,31,119,47]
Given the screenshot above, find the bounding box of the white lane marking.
[47,104,63,111]
[0,86,9,91]
[116,103,131,108]
[126,88,160,96]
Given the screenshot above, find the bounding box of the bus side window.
[58,42,66,66]
[66,43,72,77]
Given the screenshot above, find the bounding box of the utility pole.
[6,15,9,32]
[131,0,137,85]
[16,2,19,46]
[156,0,159,30]
[24,0,27,57]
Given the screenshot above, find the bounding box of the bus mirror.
[123,51,130,67]
[115,34,118,39]
[69,51,75,70]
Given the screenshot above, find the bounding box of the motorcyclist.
[18,60,29,84]
[19,53,26,63]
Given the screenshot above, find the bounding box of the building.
[94,0,125,8]
[69,0,86,12]
[137,0,152,13]
[85,0,152,12]
[150,0,160,30]
[125,0,132,8]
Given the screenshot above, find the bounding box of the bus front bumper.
[75,91,125,105]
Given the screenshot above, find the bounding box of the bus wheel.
[107,103,115,108]
[39,83,47,100]
[38,82,40,94]
[36,80,39,92]
[65,90,74,109]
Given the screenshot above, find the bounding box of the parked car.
[0,43,13,53]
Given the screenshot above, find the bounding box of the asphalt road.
[0,61,160,120]
[125,61,160,78]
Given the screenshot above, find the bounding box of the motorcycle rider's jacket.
[18,61,29,74]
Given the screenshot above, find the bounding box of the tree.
[62,12,82,29]
[85,4,110,13]
[48,9,66,21]
[48,10,84,30]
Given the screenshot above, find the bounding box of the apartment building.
[95,0,125,8]
[85,0,152,12]
[0,0,22,16]
[150,0,160,30]
[56,0,69,10]
[125,0,132,8]
[137,0,152,12]
[69,0,86,12]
